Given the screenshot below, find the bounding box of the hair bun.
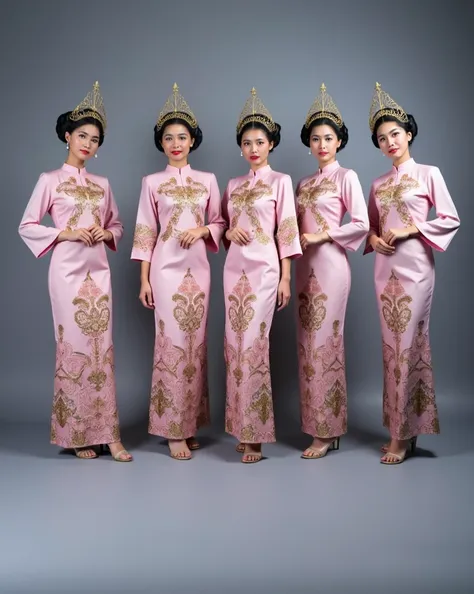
[55,111,72,143]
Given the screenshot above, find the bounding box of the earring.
[308,149,311,155]
[94,153,98,159]
[66,142,69,150]
[240,151,243,157]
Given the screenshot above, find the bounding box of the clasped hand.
[179,226,208,249]
[66,225,112,247]
[300,232,328,250]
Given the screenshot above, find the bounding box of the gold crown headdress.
[156,83,198,131]
[369,82,408,132]
[236,87,276,135]
[304,83,343,129]
[70,81,107,131]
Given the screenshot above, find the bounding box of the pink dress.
[296,161,369,439]
[364,158,460,439]
[131,164,225,440]
[18,163,124,448]
[222,165,302,443]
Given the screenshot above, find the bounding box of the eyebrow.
[79,131,99,139]
[378,127,399,137]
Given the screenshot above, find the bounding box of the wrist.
[280,276,291,282]
[201,226,210,239]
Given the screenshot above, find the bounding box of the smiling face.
[309,123,341,168]
[65,124,100,162]
[241,127,273,169]
[376,120,412,164]
[160,123,194,166]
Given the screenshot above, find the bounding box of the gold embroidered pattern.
[226,272,257,386]
[172,269,206,382]
[133,223,157,252]
[148,271,208,439]
[276,216,298,247]
[375,174,419,235]
[298,270,328,383]
[73,272,112,391]
[296,178,336,232]
[229,179,273,244]
[157,177,207,241]
[56,177,105,230]
[247,384,272,425]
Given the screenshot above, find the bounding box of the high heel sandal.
[99,444,133,462]
[381,436,417,454]
[235,443,245,454]
[301,437,340,459]
[186,437,200,451]
[380,437,417,465]
[241,444,262,464]
[74,447,98,459]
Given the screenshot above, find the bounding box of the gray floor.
[1,400,473,594]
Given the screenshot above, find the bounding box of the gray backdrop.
[1,0,472,430]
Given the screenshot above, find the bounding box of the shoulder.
[226,173,248,188]
[372,169,392,186]
[338,166,358,180]
[415,163,441,178]
[86,171,109,186]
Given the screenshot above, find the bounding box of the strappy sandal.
[186,437,200,451]
[100,444,133,462]
[241,445,263,464]
[380,438,417,465]
[168,441,192,461]
[74,447,97,459]
[301,437,340,459]
[235,443,245,453]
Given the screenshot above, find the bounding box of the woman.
[131,83,225,461]
[18,81,132,461]
[296,83,369,459]
[223,87,302,464]
[365,82,460,464]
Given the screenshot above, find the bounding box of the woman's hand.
[277,278,291,311]
[369,234,396,255]
[179,226,209,249]
[225,227,250,246]
[300,232,329,250]
[59,228,94,247]
[88,225,113,243]
[382,227,411,246]
[139,281,154,309]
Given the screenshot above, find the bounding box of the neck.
[318,157,336,170]
[393,149,411,168]
[168,158,188,169]
[250,160,269,173]
[65,154,86,170]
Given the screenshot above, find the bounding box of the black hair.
[56,111,105,146]
[371,112,418,148]
[236,119,281,153]
[154,116,203,152]
[300,116,348,152]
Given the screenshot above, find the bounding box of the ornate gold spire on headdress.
[156,83,198,131]
[304,83,343,129]
[70,81,107,131]
[369,82,408,132]
[236,87,276,135]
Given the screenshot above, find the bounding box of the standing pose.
[131,84,225,461]
[18,82,132,461]
[223,88,302,463]
[296,83,369,459]
[365,83,460,464]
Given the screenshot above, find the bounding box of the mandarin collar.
[62,163,87,176]
[248,164,271,179]
[165,163,192,175]
[392,157,415,174]
[317,160,340,176]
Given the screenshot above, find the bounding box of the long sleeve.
[103,181,124,251]
[417,167,460,252]
[328,170,369,252]
[221,183,231,251]
[18,173,60,258]
[131,177,159,262]
[275,175,302,260]
[204,174,225,253]
[363,184,379,255]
